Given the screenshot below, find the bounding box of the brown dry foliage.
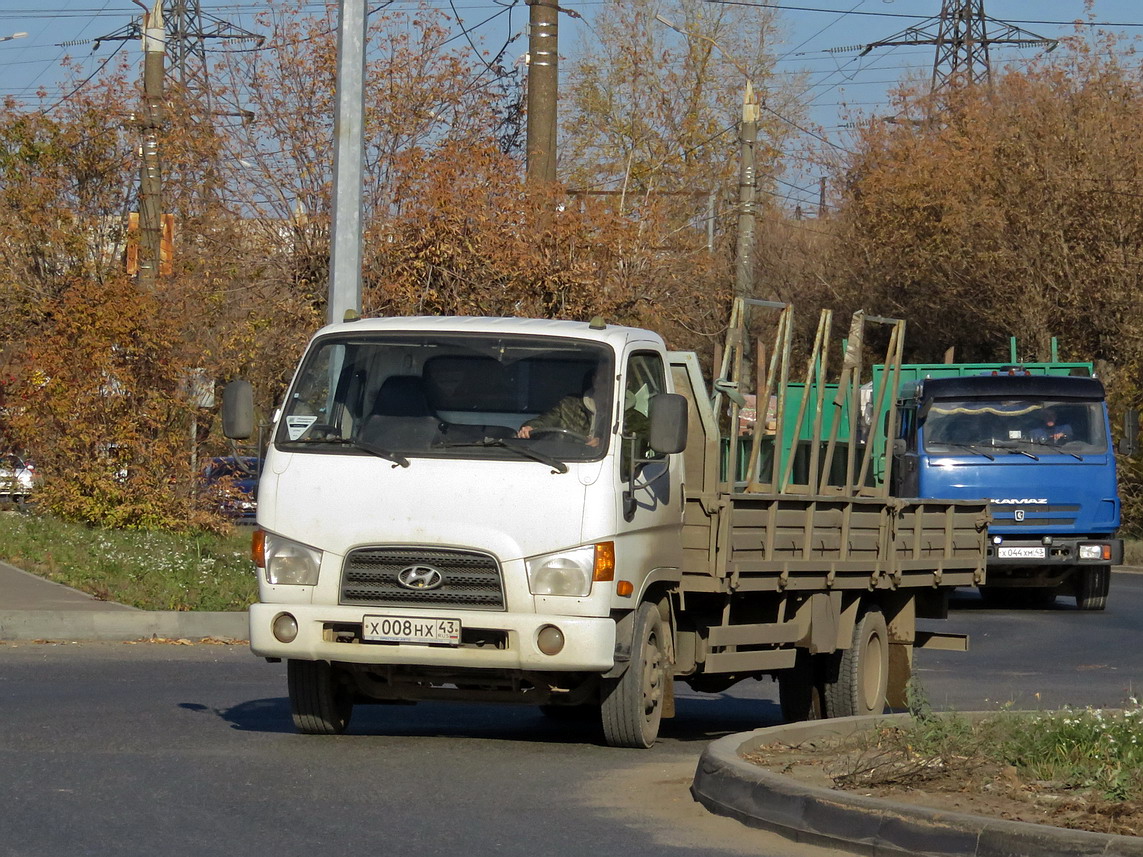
[822,36,1143,529]
[1,6,1142,532]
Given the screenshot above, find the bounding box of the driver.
[516,370,602,446]
[1032,408,1072,444]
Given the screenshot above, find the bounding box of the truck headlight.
[526,546,595,597]
[265,533,322,585]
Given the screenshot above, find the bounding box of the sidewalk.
[0,559,248,641]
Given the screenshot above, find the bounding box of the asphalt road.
[915,571,1143,712]
[0,642,835,857]
[2,572,1141,857]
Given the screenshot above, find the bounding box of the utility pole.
[137,0,164,290]
[327,0,368,324]
[735,84,760,299]
[852,0,1056,92]
[525,0,558,185]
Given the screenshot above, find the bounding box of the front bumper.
[249,602,617,671]
[985,536,1122,585]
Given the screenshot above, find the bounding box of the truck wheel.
[1075,566,1110,611]
[601,603,667,748]
[778,651,824,722]
[288,659,353,735]
[824,608,888,718]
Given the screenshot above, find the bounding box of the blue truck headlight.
[526,546,595,597]
[265,533,322,585]
[1079,544,1108,561]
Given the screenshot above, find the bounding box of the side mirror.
[648,393,688,455]
[1120,408,1139,457]
[222,380,255,440]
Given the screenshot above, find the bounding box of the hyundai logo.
[396,565,444,590]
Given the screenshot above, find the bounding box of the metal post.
[525,0,558,185]
[328,0,368,325]
[138,0,165,290]
[735,84,759,298]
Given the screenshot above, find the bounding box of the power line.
[702,1,1143,29]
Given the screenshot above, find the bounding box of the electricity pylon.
[92,1,261,110]
[852,0,1057,91]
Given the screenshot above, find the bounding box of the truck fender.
[601,585,675,680]
[601,609,636,680]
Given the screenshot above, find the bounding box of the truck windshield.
[275,332,615,464]
[923,398,1107,456]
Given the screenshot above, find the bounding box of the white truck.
[222,301,988,747]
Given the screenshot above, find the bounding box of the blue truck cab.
[891,372,1121,609]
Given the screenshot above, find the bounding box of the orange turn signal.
[251,528,266,568]
[616,580,634,597]
[592,541,615,581]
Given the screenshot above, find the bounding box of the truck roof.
[918,374,1105,401]
[311,315,664,350]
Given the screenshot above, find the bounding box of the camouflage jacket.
[524,395,596,436]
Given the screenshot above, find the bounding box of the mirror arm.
[622,433,638,521]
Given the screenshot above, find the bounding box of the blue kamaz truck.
[874,356,1124,610]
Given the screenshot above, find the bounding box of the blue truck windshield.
[923,398,1107,455]
[275,332,614,463]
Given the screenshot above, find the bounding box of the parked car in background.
[202,455,260,519]
[0,452,36,505]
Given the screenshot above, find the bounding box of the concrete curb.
[0,610,249,642]
[691,714,1143,857]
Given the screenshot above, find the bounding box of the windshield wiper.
[933,442,995,461]
[280,435,409,468]
[435,438,569,474]
[985,442,1039,461]
[1021,439,1083,461]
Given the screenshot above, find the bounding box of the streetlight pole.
[327,0,368,325]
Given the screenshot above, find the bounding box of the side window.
[621,352,666,468]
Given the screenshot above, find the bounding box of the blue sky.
[0,1,1139,209]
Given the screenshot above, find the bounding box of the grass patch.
[1123,538,1143,567]
[0,510,256,611]
[827,685,1143,804]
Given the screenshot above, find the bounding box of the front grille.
[990,503,1079,527]
[340,547,504,610]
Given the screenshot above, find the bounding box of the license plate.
[997,546,1046,559]
[362,615,461,645]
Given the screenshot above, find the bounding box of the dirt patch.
[745,729,1143,838]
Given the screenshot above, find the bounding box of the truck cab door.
[891,405,920,497]
[617,350,683,566]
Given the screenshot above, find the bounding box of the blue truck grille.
[340,547,505,610]
[989,503,1079,527]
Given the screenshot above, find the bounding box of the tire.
[1075,566,1110,611]
[601,603,668,748]
[778,650,825,723]
[288,659,353,735]
[823,608,889,718]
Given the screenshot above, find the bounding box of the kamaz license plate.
[362,615,461,645]
[997,546,1046,559]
